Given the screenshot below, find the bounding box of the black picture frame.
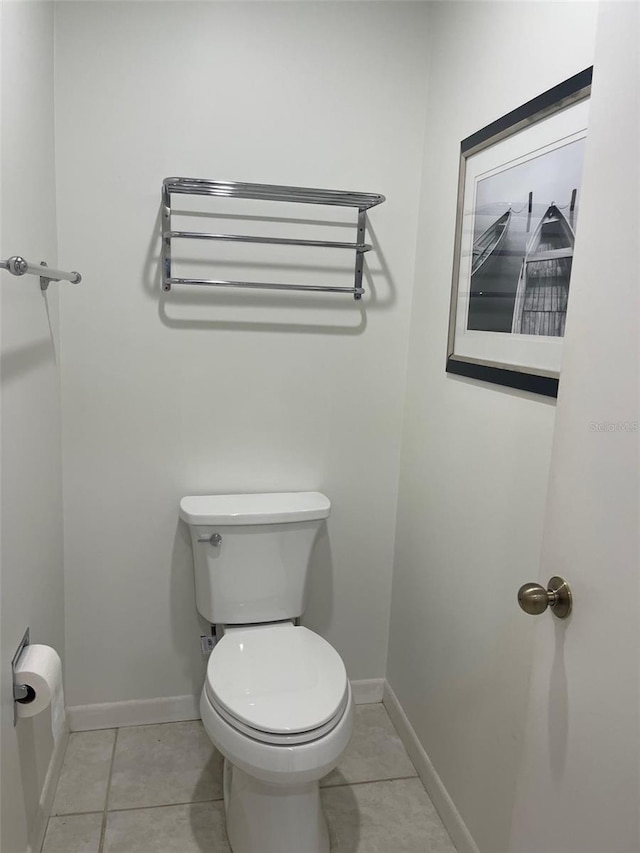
[446,67,593,398]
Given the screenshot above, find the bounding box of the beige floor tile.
[322,704,417,787]
[42,813,103,853]
[103,802,230,853]
[322,778,456,853]
[108,720,223,810]
[51,729,116,815]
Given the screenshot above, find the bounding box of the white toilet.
[179,491,354,853]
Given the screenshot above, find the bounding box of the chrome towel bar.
[161,178,385,300]
[169,231,372,252]
[164,178,384,210]
[166,278,364,296]
[1,256,82,291]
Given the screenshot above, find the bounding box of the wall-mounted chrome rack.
[161,178,385,300]
[1,256,82,291]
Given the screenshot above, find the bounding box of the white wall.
[0,2,66,850]
[386,4,597,853]
[54,1,430,708]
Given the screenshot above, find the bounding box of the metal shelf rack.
[161,178,385,300]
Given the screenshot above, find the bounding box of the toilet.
[179,492,354,853]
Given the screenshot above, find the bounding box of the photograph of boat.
[511,204,575,336]
[471,208,512,275]
[447,67,591,395]
[464,137,585,335]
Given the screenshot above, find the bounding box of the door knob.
[517,576,572,619]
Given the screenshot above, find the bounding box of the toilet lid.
[206,625,348,735]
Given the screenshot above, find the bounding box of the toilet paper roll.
[14,645,65,738]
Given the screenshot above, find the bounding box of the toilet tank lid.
[179,492,330,526]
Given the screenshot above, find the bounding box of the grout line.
[49,810,105,819]
[41,816,51,850]
[98,728,119,852]
[51,776,421,820]
[52,799,224,819]
[321,774,419,790]
[106,797,224,814]
[111,719,200,734]
[52,798,225,819]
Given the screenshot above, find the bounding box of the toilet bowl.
[179,492,352,853]
[200,623,354,853]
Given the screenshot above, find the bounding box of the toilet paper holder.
[12,627,36,724]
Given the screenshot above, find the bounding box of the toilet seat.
[205,624,348,742]
[200,680,355,787]
[207,689,349,745]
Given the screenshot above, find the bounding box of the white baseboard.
[28,723,70,853]
[383,681,480,853]
[68,679,384,732]
[350,678,385,704]
[68,694,200,732]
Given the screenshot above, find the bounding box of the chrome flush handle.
[197,533,222,546]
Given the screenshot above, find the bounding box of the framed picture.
[446,68,592,397]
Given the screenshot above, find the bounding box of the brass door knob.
[517,576,572,619]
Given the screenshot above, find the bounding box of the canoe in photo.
[471,208,512,276]
[511,203,575,336]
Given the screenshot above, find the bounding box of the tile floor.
[43,704,456,853]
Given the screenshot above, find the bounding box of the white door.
[509,3,639,851]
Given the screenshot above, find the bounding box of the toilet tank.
[179,492,330,625]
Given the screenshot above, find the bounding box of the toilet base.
[224,759,330,853]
